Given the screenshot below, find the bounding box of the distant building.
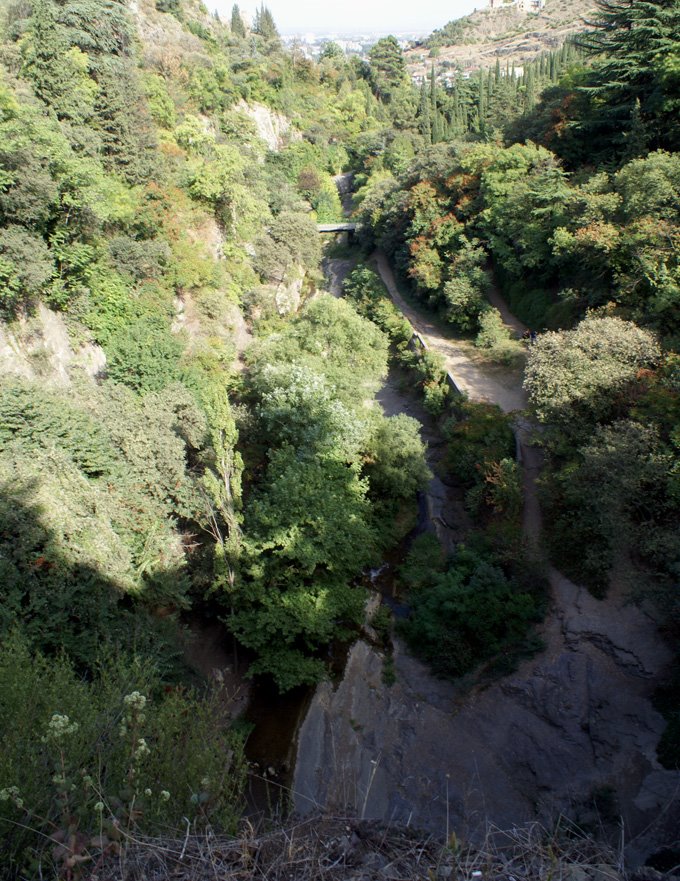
[488,0,545,12]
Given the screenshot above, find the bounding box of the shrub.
[108,235,171,282]
[475,307,511,349]
[0,225,54,315]
[106,317,182,393]
[443,399,515,488]
[443,274,486,331]
[399,533,445,593]
[399,544,540,679]
[0,633,246,877]
[524,314,661,425]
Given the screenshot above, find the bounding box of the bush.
[399,544,540,679]
[443,399,515,488]
[524,314,661,425]
[399,533,445,593]
[253,211,322,282]
[106,317,182,393]
[0,633,246,877]
[443,274,486,331]
[108,235,171,282]
[475,307,511,349]
[0,225,54,315]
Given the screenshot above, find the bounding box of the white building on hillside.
[488,0,545,12]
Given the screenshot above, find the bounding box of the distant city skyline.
[213,0,480,35]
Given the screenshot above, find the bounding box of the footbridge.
[316,223,358,233]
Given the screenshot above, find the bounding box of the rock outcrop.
[294,565,679,866]
[235,100,301,152]
[0,305,105,385]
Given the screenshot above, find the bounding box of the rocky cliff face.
[235,100,302,152]
[0,305,105,385]
[294,570,679,866]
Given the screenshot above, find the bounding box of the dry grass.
[89,814,623,881]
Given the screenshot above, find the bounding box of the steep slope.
[406,0,596,77]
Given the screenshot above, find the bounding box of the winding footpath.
[293,250,680,863]
[372,250,546,548]
[372,250,526,414]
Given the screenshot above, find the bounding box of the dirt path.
[486,278,528,338]
[372,251,527,414]
[372,250,543,544]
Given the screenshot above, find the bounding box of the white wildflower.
[123,692,147,711]
[47,714,79,739]
[134,738,150,760]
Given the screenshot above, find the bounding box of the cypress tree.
[477,68,486,135]
[525,64,536,111]
[418,78,432,143]
[429,63,437,115]
[429,65,445,143]
[622,98,650,159]
[254,4,279,40]
[231,4,246,37]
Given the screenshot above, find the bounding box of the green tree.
[400,545,539,679]
[230,3,246,37]
[418,78,432,143]
[105,317,182,394]
[524,314,661,425]
[368,36,407,102]
[253,4,279,40]
[319,41,344,62]
[578,0,680,154]
[0,225,54,315]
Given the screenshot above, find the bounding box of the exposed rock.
[0,305,105,384]
[274,274,304,315]
[294,565,680,865]
[325,256,356,299]
[235,100,301,152]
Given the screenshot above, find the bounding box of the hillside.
[406,0,596,77]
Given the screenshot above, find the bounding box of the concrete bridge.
[316,223,358,233]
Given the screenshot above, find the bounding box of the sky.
[213,0,481,35]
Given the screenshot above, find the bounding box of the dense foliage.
[399,540,543,679]
[0,634,246,876]
[1,0,679,865]
[235,295,429,689]
[0,0,437,865]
